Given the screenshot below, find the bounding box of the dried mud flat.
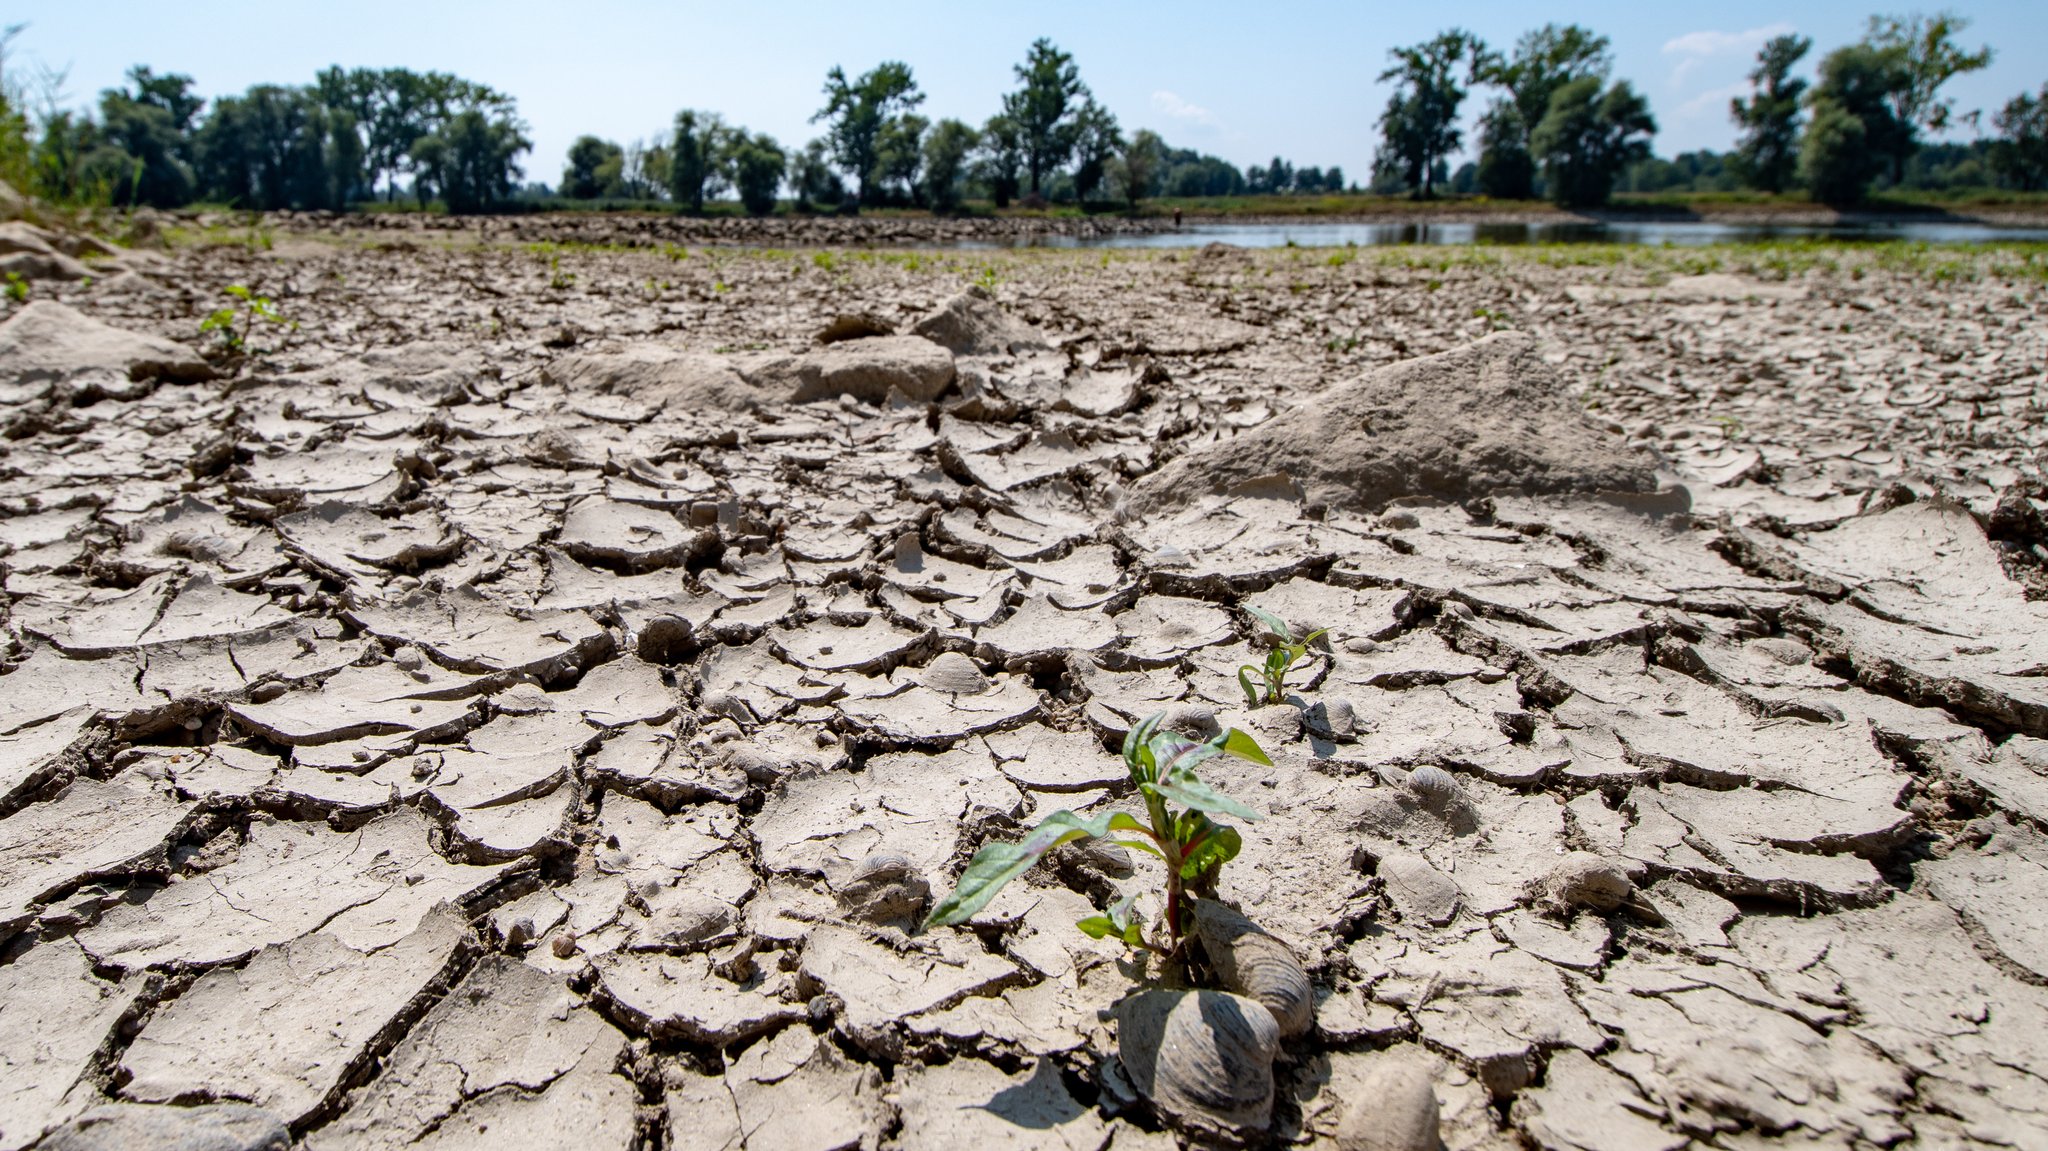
[1,220,2047,1151]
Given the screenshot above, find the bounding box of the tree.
[1374,29,1482,198]
[97,68,202,207]
[669,109,734,213]
[1989,85,2048,191]
[1729,35,1810,194]
[410,106,529,214]
[973,113,1024,208]
[562,135,622,199]
[1002,39,1087,196]
[727,132,784,216]
[1530,76,1655,208]
[788,138,844,211]
[1069,99,1121,203]
[921,118,977,213]
[812,61,923,207]
[1475,23,1611,199]
[1113,128,1165,207]
[1864,10,1993,179]
[1800,44,1909,204]
[873,112,927,204]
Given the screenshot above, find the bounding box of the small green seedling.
[4,272,26,303]
[199,284,293,353]
[1238,605,1327,707]
[926,712,1272,954]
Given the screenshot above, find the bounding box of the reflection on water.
[1004,219,2048,249]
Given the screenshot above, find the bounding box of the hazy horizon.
[7,1,2044,192]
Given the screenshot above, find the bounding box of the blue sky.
[8,1,2045,186]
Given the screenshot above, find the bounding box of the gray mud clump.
[1130,331,1664,515]
[1,216,2046,1151]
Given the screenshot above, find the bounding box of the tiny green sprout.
[926,712,1272,955]
[1238,605,1328,708]
[198,284,292,353]
[4,272,26,303]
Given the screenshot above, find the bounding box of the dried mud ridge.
[2,224,2046,1150]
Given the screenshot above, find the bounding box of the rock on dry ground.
[0,214,2045,1150]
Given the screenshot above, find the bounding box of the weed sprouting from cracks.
[4,272,25,303]
[925,712,1271,955]
[198,284,293,353]
[1238,605,1327,707]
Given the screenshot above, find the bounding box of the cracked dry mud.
[1,217,2046,1151]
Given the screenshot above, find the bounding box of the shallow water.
[1001,219,2048,249]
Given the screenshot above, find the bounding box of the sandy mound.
[1129,331,1664,514]
[544,344,769,414]
[0,300,213,384]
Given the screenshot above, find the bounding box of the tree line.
[2,16,2042,217]
[0,26,537,214]
[1372,11,2044,206]
[558,39,1343,215]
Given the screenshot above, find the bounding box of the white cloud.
[1662,24,1795,91]
[1678,81,1750,120]
[1662,23,1796,58]
[1150,90,1220,131]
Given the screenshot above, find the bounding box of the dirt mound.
[544,344,769,414]
[910,286,1050,357]
[1129,332,1665,514]
[0,300,213,383]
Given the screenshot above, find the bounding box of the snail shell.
[834,851,931,926]
[1542,852,1634,913]
[1115,989,1279,1140]
[1162,702,1222,741]
[1405,765,1463,805]
[918,651,990,695]
[1190,898,1314,1040]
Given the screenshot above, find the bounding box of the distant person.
[1173,209,1182,229]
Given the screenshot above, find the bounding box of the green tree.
[974,113,1024,208]
[97,68,203,207]
[669,109,734,213]
[1800,44,1909,204]
[409,106,529,214]
[1729,34,1810,193]
[562,135,622,199]
[920,118,977,212]
[1069,99,1122,203]
[788,138,844,211]
[726,132,785,216]
[1112,127,1165,207]
[1375,29,1483,198]
[1800,101,1875,205]
[1864,10,1993,179]
[1530,76,1655,208]
[1989,85,2047,191]
[812,61,923,207]
[1475,24,1611,199]
[874,112,927,204]
[1003,39,1087,196]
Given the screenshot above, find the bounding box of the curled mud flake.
[1539,851,1637,914]
[1190,898,1315,1040]
[1332,1053,1443,1151]
[1115,988,1280,1143]
[40,1104,291,1151]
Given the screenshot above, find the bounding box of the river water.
[1006,219,2048,249]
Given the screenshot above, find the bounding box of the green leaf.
[1179,823,1243,879]
[1112,837,1167,860]
[1221,728,1272,766]
[1238,666,1261,708]
[1154,733,1225,778]
[1300,628,1330,646]
[925,809,1122,929]
[1244,604,1293,643]
[1152,774,1263,823]
[1076,914,1119,939]
[224,284,252,301]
